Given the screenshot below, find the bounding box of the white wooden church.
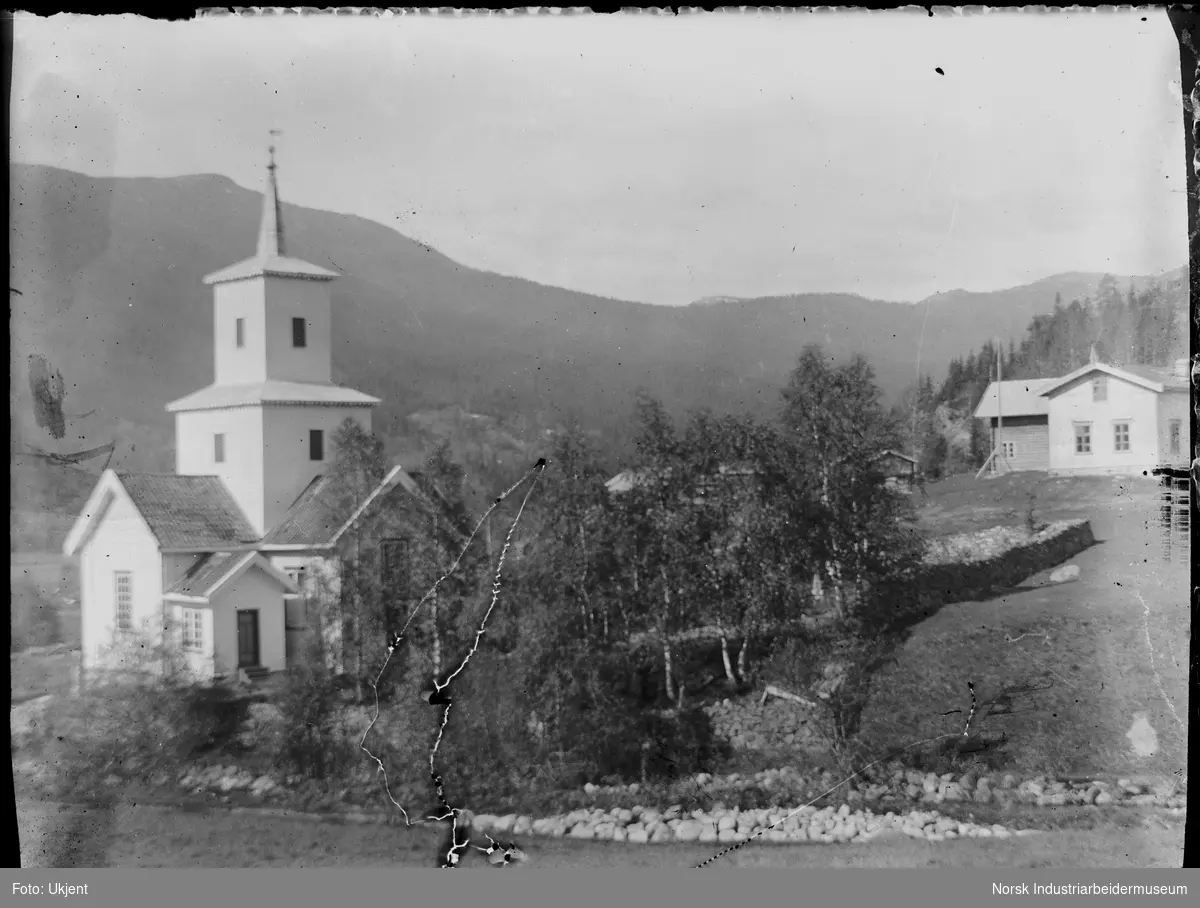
[63,145,436,683]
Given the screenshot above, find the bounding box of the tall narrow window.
[381,538,410,630]
[1092,376,1108,402]
[115,571,133,631]
[235,318,245,348]
[1113,421,1130,453]
[292,317,307,348]
[1169,419,1182,457]
[181,608,203,650]
[214,433,225,464]
[1074,422,1091,455]
[309,429,324,461]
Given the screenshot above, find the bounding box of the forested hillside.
[896,272,1188,477]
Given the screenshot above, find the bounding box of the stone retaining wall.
[879,519,1095,633]
[160,762,1184,850]
[917,519,1095,608]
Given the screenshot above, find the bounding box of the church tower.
[167,141,380,537]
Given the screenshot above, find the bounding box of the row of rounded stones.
[584,769,1187,810]
[471,804,1040,846]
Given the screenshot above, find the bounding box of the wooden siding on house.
[989,415,1050,472]
[77,490,165,672]
[1156,390,1190,468]
[210,567,288,677]
[1046,375,1163,474]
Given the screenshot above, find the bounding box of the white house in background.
[62,142,435,684]
[1037,360,1190,476]
[972,378,1056,473]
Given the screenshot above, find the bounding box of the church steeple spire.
[256,132,286,258]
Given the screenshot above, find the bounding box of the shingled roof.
[261,465,438,547]
[165,552,237,597]
[164,550,297,600]
[973,379,1056,419]
[115,472,259,549]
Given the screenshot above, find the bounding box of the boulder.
[1048,564,1080,584]
[675,820,705,842]
[650,823,674,844]
[1153,780,1178,799]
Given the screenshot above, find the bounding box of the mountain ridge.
[10,162,1186,479]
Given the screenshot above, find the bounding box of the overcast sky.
[11,10,1187,306]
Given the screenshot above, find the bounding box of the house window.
[292,317,307,348]
[181,608,203,651]
[1113,421,1130,453]
[1092,376,1108,402]
[115,572,133,631]
[309,429,324,461]
[1169,419,1182,457]
[1001,441,1016,459]
[381,538,410,630]
[1074,422,1092,455]
[235,318,245,349]
[214,433,225,464]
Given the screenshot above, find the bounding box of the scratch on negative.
[1136,590,1185,737]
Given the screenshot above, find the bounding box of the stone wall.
[918,518,1094,603]
[880,519,1095,633]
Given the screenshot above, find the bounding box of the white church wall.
[175,406,267,534]
[78,490,164,672]
[263,277,334,385]
[261,405,373,533]
[213,280,269,384]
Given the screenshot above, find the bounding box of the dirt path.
[1081,492,1189,779]
[15,796,1184,868]
[17,796,121,868]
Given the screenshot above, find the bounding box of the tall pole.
[996,340,1003,472]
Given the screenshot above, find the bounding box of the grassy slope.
[863,472,1188,780]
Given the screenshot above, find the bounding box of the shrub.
[39,633,252,791]
[10,579,62,652]
[271,631,356,781]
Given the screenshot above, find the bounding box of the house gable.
[260,464,462,550]
[1039,363,1169,399]
[164,550,298,603]
[63,470,156,557]
[68,473,166,669]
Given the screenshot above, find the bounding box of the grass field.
[913,470,1134,535]
[874,471,1189,780]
